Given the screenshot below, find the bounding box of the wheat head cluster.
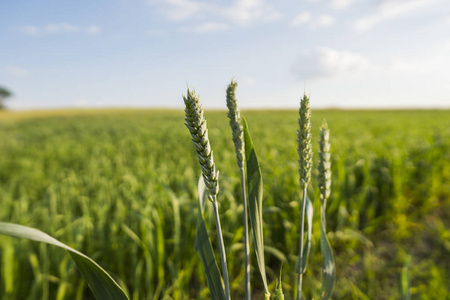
[183,80,334,300]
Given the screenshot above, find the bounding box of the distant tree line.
[0,86,12,109]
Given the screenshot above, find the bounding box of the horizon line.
[2,106,450,113]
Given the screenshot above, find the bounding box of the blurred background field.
[0,109,449,299]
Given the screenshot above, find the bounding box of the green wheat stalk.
[296,94,312,300]
[226,79,251,300]
[184,89,230,300]
[318,119,335,300]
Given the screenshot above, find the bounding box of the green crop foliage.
[0,108,449,299]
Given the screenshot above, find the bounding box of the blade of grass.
[0,222,129,300]
[194,176,226,300]
[242,117,269,299]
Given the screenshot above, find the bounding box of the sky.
[0,0,449,110]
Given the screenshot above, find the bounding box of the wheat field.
[0,109,449,299]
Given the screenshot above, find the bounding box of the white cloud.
[44,23,79,33]
[292,45,450,85]
[155,0,207,20]
[388,58,429,73]
[21,26,39,35]
[291,13,334,28]
[444,40,450,51]
[387,52,449,75]
[291,12,312,26]
[291,47,372,79]
[223,0,281,25]
[354,0,436,32]
[195,22,229,33]
[314,15,334,27]
[86,25,102,35]
[20,24,101,35]
[5,67,31,78]
[151,0,281,26]
[331,0,359,9]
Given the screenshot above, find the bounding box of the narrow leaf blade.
[194,176,226,300]
[242,117,268,294]
[0,222,129,300]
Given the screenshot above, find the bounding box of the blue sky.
[1,0,449,110]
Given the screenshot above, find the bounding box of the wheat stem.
[240,167,251,300]
[297,188,307,300]
[212,195,231,300]
[226,79,250,299]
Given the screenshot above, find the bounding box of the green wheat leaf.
[0,222,129,300]
[242,117,269,296]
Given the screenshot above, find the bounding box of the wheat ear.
[318,120,331,206]
[296,94,312,300]
[184,89,219,198]
[184,89,230,300]
[226,79,245,167]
